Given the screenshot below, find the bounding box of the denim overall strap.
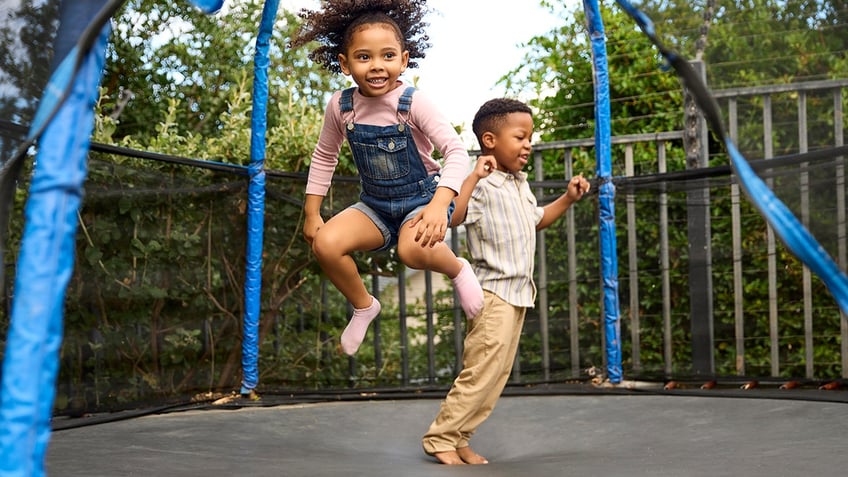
[343,87,434,218]
[339,86,356,123]
[396,86,415,121]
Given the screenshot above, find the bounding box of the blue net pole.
[190,0,225,14]
[241,0,280,395]
[583,0,622,383]
[0,4,110,475]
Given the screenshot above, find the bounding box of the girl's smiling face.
[338,23,409,97]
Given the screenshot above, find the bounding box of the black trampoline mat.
[46,394,848,476]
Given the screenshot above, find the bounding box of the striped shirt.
[464,169,544,308]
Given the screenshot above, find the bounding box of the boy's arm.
[537,174,590,231]
[449,155,497,227]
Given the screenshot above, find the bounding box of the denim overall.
[341,86,451,250]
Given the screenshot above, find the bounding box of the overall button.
[388,140,395,150]
[347,123,354,131]
[398,124,405,132]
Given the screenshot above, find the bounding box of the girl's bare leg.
[396,228,483,319]
[311,208,385,354]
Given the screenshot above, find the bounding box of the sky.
[277,0,578,146]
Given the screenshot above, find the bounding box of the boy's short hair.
[471,98,533,146]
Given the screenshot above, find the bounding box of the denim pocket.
[351,135,410,181]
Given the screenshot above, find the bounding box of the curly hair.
[290,0,432,74]
[472,98,533,145]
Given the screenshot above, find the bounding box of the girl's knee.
[398,242,455,272]
[396,241,430,268]
[312,225,383,260]
[311,229,336,260]
[395,240,414,264]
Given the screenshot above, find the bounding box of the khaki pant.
[422,291,526,454]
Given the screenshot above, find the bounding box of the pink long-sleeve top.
[305,81,469,197]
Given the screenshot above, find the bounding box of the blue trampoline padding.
[0,21,110,477]
[241,0,280,394]
[584,0,623,383]
[189,0,225,14]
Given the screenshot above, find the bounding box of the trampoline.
[46,385,848,476]
[4,1,848,476]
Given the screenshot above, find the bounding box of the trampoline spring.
[740,380,759,390]
[819,381,841,391]
[779,381,801,390]
[700,380,717,390]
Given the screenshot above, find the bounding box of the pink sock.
[452,258,483,319]
[340,297,381,356]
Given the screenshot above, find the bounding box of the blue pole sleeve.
[188,0,224,14]
[241,0,280,394]
[583,0,622,383]
[0,16,110,477]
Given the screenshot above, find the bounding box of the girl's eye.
[385,52,396,59]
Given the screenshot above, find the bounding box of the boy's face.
[487,112,534,174]
[338,23,409,97]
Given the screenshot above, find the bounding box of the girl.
[291,0,483,356]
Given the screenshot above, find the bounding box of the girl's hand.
[408,203,448,248]
[303,214,324,246]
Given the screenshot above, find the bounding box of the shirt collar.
[485,169,527,187]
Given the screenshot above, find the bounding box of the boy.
[422,98,590,465]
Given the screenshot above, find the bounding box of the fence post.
[684,60,715,375]
[534,150,551,382]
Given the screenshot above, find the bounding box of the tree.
[101,0,342,160]
[0,0,58,128]
[507,0,848,142]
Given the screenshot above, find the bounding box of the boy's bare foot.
[457,446,489,464]
[433,450,466,465]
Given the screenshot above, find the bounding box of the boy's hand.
[567,174,590,200]
[474,155,497,178]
